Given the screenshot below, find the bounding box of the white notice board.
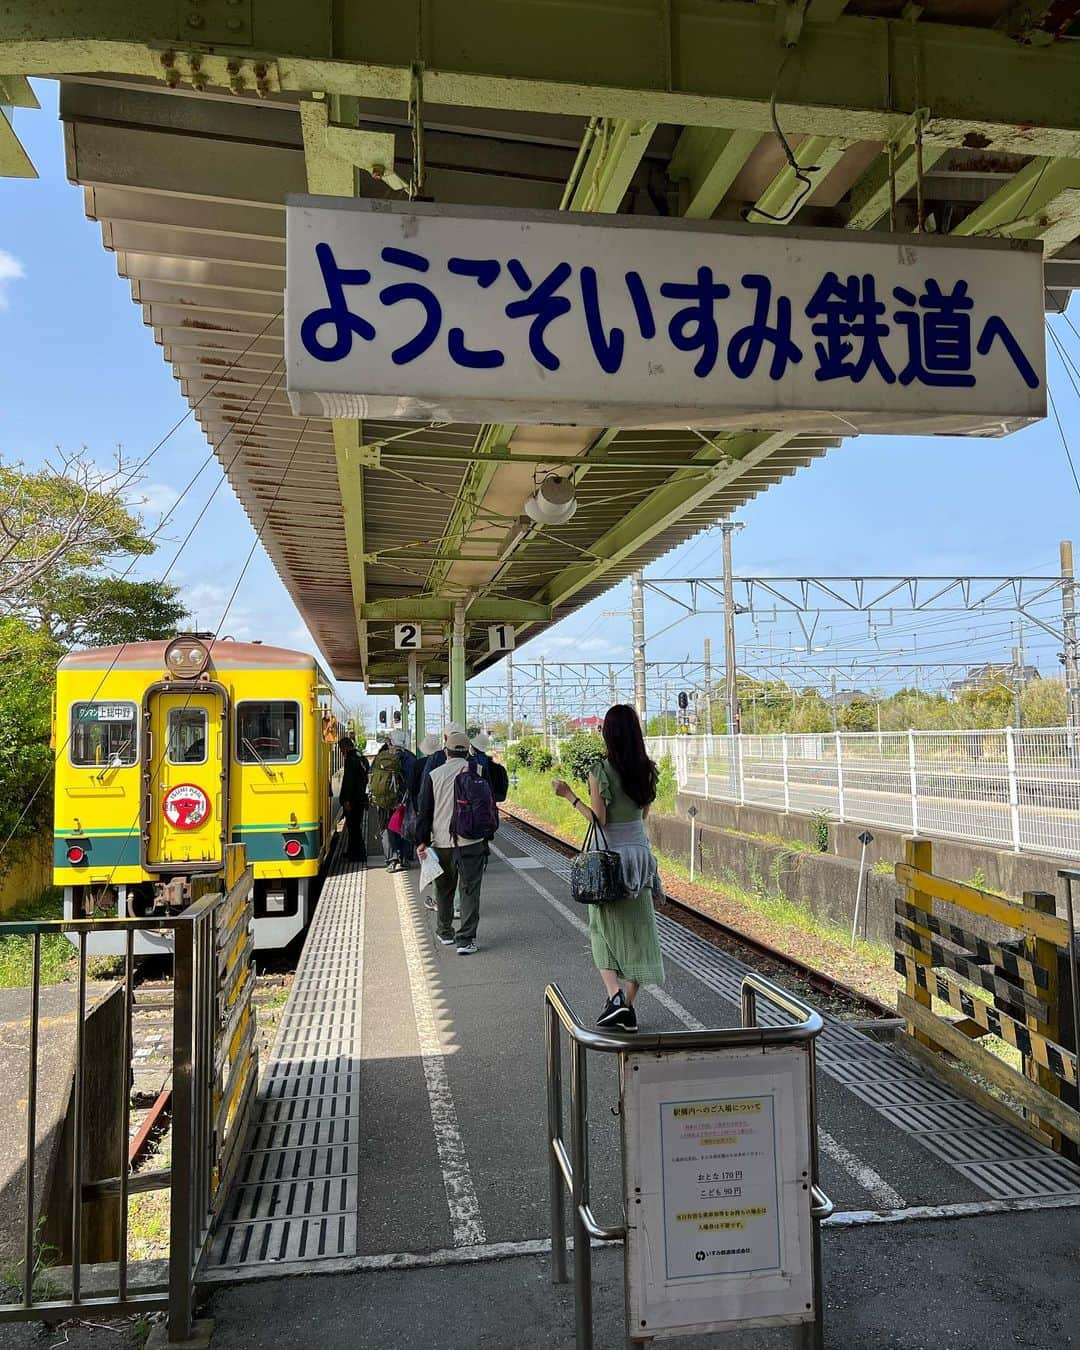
[623,1046,812,1339]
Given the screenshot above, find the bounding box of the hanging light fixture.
[523,474,577,526]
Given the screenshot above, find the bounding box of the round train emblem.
[162,784,210,830]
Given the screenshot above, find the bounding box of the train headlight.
[164,634,211,679]
[283,838,303,860]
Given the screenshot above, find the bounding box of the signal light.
[283,838,303,860]
[67,844,87,865]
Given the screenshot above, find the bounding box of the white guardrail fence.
[645,728,1080,861]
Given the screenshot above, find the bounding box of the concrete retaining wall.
[675,792,1073,910]
[0,834,52,915]
[650,812,902,946]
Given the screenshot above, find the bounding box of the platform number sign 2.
[488,624,515,653]
[394,623,422,650]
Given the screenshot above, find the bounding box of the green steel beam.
[0,75,36,177]
[360,599,552,622]
[332,419,369,674]
[566,117,656,213]
[531,431,800,614]
[951,156,1080,255]
[423,421,514,597]
[846,137,950,230]
[8,5,1080,153]
[379,445,716,470]
[668,127,762,220]
[749,136,849,225]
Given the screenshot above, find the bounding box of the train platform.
[192,820,1080,1347]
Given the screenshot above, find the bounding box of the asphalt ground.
[355,825,984,1264]
[200,1207,1080,1350]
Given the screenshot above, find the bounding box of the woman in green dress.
[552,704,665,1032]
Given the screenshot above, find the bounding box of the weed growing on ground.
[871,859,896,876]
[810,809,830,853]
[1,1218,59,1302]
[0,889,74,988]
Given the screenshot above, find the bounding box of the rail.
[648,728,1080,860]
[545,974,832,1350]
[0,857,256,1341]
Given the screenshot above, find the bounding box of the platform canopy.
[3,1,1080,687]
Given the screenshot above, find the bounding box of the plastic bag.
[419,849,444,891]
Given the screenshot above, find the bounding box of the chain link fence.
[646,728,1080,859]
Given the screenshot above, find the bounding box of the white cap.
[419,733,440,755]
[445,727,471,751]
[389,728,407,747]
[444,721,466,737]
[470,732,490,751]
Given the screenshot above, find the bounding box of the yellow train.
[53,633,346,955]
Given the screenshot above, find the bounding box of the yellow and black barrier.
[895,839,1078,1152]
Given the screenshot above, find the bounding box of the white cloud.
[130,482,181,517]
[0,249,25,309]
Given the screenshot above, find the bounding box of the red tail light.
[283,838,303,859]
[67,845,86,865]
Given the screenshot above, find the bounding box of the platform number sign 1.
[488,624,515,653]
[395,623,422,650]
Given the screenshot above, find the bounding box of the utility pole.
[663,681,670,733]
[703,637,713,733]
[1061,540,1080,751]
[830,672,838,731]
[631,569,647,725]
[506,649,515,741]
[721,522,741,735]
[608,664,618,709]
[539,654,550,749]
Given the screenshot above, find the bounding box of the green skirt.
[588,884,665,984]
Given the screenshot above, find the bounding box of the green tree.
[1020,677,1066,727]
[839,698,876,733]
[0,619,56,846]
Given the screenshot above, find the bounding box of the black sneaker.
[597,991,634,1029]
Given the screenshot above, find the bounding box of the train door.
[144,688,227,868]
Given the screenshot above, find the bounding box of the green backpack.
[369,749,405,811]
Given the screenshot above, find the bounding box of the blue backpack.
[450,761,499,842]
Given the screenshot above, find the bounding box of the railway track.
[501,807,895,1023]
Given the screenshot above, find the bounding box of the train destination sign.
[623,1047,812,1337]
[285,199,1045,437]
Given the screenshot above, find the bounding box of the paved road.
[682,770,1080,858]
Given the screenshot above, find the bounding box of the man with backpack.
[369,729,415,872]
[337,736,369,864]
[415,727,498,955]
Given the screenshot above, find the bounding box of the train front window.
[70,702,138,767]
[236,701,301,764]
[167,708,208,765]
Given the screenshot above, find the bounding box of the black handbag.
[570,814,625,906]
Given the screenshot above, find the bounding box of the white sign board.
[285,198,1045,436]
[623,1047,812,1339]
[488,623,515,653]
[394,622,422,650]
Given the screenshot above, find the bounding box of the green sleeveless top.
[592,758,644,824]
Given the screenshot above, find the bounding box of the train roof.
[57,639,324,675]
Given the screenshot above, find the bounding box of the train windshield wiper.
[242,737,276,778]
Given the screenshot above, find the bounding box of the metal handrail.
[545,972,831,1350]
[0,878,252,1342]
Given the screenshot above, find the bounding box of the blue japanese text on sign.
[285,200,1045,437]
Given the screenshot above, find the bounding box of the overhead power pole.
[721,522,741,735]
[506,649,515,740]
[608,663,618,709]
[539,654,550,749]
[1061,540,1080,750]
[631,569,647,725]
[703,636,713,734]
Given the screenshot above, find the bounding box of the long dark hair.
[601,704,658,809]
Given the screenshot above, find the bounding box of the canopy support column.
[451,604,467,726]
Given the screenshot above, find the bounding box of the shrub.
[532,747,554,772]
[559,731,605,784]
[655,755,676,814]
[513,735,545,769]
[811,809,830,853]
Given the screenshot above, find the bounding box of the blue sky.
[3,81,1079,725]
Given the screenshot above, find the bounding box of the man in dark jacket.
[337,737,369,864]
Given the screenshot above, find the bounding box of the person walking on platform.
[337,736,369,865]
[369,729,414,872]
[412,733,443,912]
[415,727,498,955]
[552,704,664,1032]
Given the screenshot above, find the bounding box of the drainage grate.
[206,859,366,1270]
[499,822,1080,1205]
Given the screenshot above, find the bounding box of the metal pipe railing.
[0,882,250,1339]
[546,972,831,1350]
